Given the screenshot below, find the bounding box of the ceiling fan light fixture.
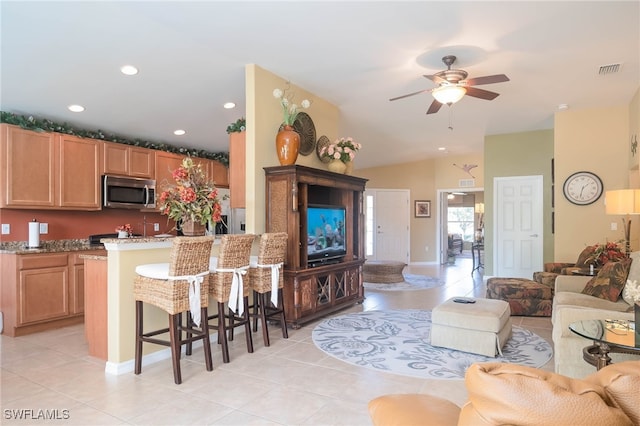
[432,85,467,104]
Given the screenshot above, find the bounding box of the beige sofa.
[552,251,638,378]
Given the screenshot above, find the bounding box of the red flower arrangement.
[586,241,626,266]
[158,157,222,226]
[115,224,132,234]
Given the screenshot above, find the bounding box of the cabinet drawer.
[19,254,68,270]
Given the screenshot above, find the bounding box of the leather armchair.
[368,361,640,426]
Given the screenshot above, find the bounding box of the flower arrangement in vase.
[586,240,626,266]
[115,224,132,238]
[273,85,311,165]
[158,157,222,235]
[318,137,362,174]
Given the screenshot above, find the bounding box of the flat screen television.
[307,204,347,265]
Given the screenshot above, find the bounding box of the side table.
[471,243,484,275]
[569,319,639,370]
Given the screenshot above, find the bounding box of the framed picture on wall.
[415,200,431,218]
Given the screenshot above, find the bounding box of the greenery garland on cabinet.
[1,111,229,166]
[226,117,246,134]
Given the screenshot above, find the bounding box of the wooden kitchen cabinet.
[58,134,102,209]
[103,142,155,178]
[0,124,102,210]
[209,159,229,188]
[19,254,69,325]
[155,150,183,190]
[0,124,57,208]
[229,131,245,208]
[264,165,367,328]
[0,249,105,336]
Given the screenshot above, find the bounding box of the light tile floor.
[1,257,553,425]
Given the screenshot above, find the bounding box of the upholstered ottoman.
[363,260,406,283]
[486,277,554,317]
[431,298,512,357]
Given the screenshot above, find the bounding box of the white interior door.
[364,189,410,263]
[494,176,544,278]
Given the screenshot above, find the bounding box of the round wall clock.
[562,171,603,205]
[292,112,316,156]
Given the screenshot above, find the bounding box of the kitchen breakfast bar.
[90,236,223,375]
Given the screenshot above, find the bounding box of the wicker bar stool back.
[133,235,215,384]
[208,233,255,363]
[248,232,289,346]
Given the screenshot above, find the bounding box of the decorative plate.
[293,112,316,156]
[316,135,331,163]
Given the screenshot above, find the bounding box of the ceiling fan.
[390,55,510,115]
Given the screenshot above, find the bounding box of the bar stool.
[133,235,215,384]
[207,234,255,363]
[248,232,289,346]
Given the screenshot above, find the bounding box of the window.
[447,207,474,242]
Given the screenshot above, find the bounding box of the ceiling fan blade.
[389,89,430,102]
[465,86,500,101]
[426,99,443,114]
[424,74,446,85]
[465,74,510,86]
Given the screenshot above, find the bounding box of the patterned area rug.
[363,273,445,291]
[312,309,553,379]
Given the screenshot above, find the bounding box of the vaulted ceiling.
[2,1,638,169]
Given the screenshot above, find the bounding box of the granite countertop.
[0,239,106,255]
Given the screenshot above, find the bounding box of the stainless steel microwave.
[102,175,156,209]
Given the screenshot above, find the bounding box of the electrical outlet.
[425,245,429,252]
[1,224,9,234]
[154,223,160,232]
[39,223,48,234]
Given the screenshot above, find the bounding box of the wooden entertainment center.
[264,165,367,328]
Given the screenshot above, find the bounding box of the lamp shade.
[432,85,467,104]
[605,189,640,215]
[475,203,485,214]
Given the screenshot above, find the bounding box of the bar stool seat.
[207,234,255,363]
[133,235,215,384]
[248,232,289,347]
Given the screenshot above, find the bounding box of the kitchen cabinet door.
[58,134,102,209]
[19,254,69,325]
[104,142,154,178]
[0,124,57,208]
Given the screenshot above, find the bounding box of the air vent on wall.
[598,63,622,75]
[459,179,475,188]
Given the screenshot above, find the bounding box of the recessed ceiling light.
[558,104,569,111]
[174,129,186,136]
[68,104,85,112]
[223,102,236,109]
[120,65,139,76]
[438,147,446,151]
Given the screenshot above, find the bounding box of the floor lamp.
[605,189,640,256]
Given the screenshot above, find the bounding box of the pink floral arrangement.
[319,137,362,163]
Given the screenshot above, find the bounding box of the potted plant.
[157,157,223,235]
[318,137,362,174]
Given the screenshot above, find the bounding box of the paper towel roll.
[29,220,40,248]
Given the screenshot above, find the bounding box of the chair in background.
[133,235,215,384]
[208,234,255,363]
[248,232,289,346]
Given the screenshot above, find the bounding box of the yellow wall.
[244,65,339,234]
[554,105,632,261]
[357,153,483,263]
